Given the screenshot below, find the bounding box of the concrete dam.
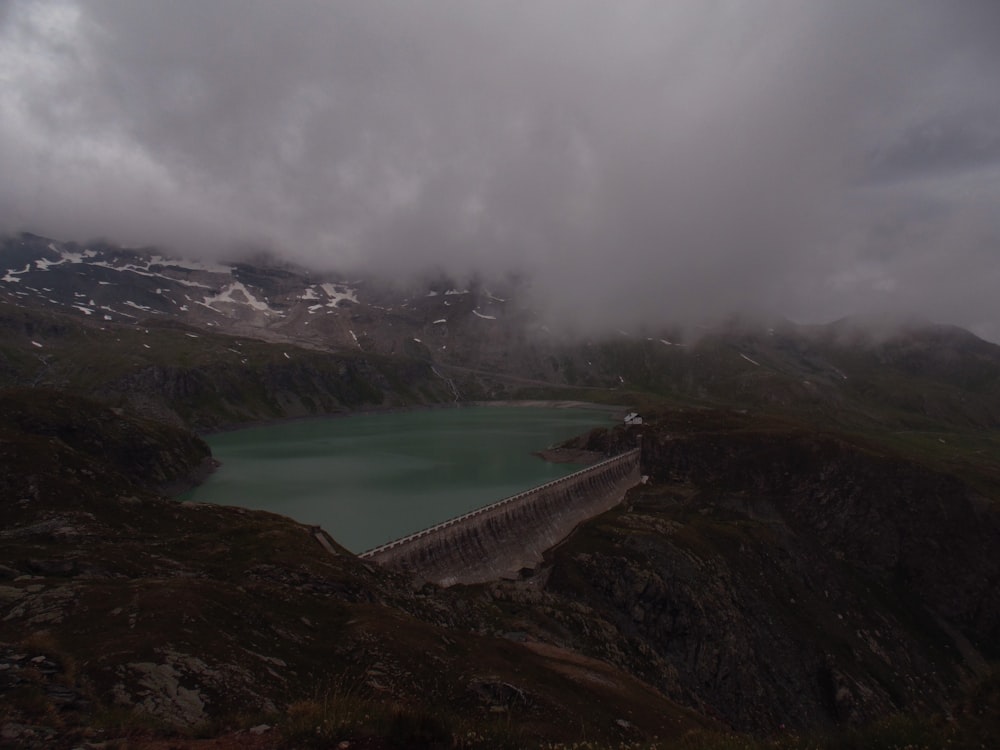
[360,448,641,586]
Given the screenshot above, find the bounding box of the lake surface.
[185,405,615,552]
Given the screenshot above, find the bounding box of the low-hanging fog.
[1,1,999,339]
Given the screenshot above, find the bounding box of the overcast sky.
[1,1,999,339]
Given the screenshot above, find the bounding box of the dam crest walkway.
[360,447,641,586]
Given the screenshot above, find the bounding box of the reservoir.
[185,405,615,552]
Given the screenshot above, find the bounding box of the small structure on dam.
[360,447,642,586]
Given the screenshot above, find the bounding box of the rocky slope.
[486,413,999,734]
[0,393,717,748]
[0,298,456,431]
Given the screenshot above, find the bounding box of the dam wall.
[360,448,641,586]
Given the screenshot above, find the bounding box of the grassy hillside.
[0,300,454,430]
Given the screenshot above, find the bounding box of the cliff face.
[0,299,455,432]
[639,419,1000,649]
[510,412,1000,732]
[96,350,444,431]
[0,388,211,497]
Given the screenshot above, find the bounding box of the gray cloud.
[1,0,999,339]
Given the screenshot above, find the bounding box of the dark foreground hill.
[1,391,998,748]
[535,412,1000,730]
[0,391,720,748]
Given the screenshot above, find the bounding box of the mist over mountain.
[2,1,1000,340]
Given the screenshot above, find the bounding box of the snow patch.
[283,352,290,359]
[90,260,162,280]
[88,255,212,288]
[1,264,30,281]
[349,330,360,347]
[59,249,97,263]
[72,305,94,315]
[172,257,233,274]
[472,309,496,320]
[320,283,358,306]
[444,288,468,295]
[34,256,64,270]
[413,338,422,343]
[432,318,447,324]
[202,281,275,312]
[31,341,42,348]
[169,277,213,289]
[739,353,761,366]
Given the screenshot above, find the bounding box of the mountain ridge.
[1,231,999,747]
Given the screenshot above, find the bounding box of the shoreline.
[162,455,221,498]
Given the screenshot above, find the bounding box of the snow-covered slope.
[0,233,520,365]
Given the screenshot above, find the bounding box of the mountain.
[5,232,1000,432]
[0,232,532,370]
[1,232,999,748]
[5,230,999,493]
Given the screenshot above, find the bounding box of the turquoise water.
[185,405,615,552]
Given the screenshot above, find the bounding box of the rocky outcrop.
[640,420,1000,649]
[97,351,441,431]
[527,414,1000,732]
[0,388,210,495]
